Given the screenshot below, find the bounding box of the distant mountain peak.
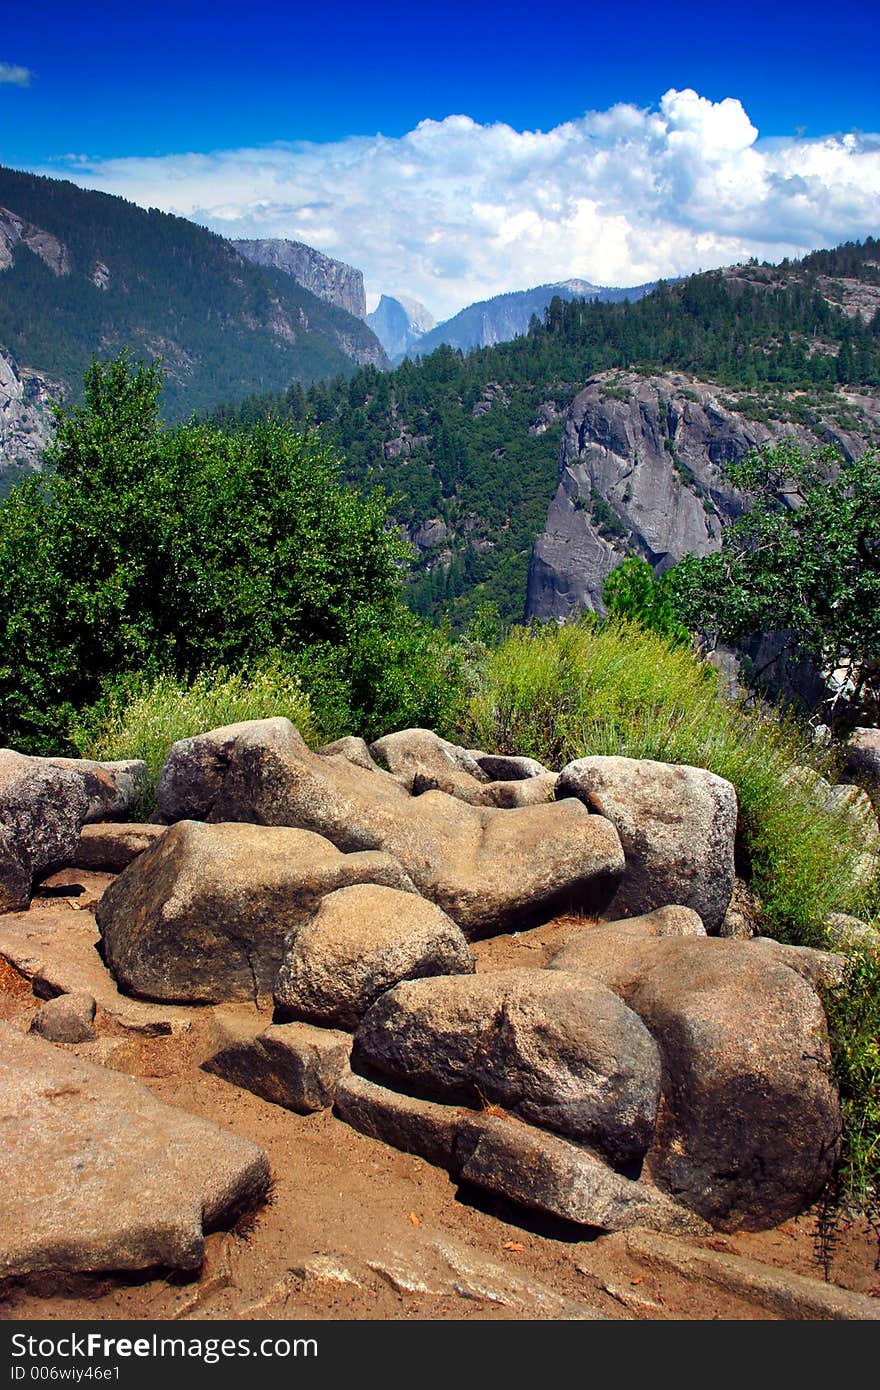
[367,294,435,360]
[406,278,659,360]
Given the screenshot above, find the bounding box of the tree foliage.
[603,556,689,642]
[672,440,880,720]
[0,354,456,752]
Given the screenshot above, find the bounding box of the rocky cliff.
[526,371,880,620]
[232,238,368,321]
[0,350,61,498]
[367,295,436,362]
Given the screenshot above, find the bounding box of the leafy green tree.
[671,440,880,721]
[0,354,454,752]
[603,556,689,642]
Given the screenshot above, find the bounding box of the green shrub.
[71,660,317,810]
[290,612,467,746]
[820,948,880,1233]
[0,354,420,755]
[462,616,877,939]
[71,623,467,807]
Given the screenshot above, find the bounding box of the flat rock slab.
[73,823,166,872]
[625,1229,880,1321]
[335,1071,702,1237]
[204,1021,352,1113]
[0,909,194,1035]
[0,1024,270,1287]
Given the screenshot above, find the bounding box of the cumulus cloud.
[44,89,880,319]
[0,62,31,87]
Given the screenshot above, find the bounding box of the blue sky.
[2,1,878,316]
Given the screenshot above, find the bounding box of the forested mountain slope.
[0,166,386,439]
[217,239,880,626]
[408,277,658,359]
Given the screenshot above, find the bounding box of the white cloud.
[0,63,31,87]
[42,89,880,320]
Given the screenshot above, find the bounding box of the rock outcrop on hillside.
[232,237,368,321]
[0,349,60,496]
[526,371,879,620]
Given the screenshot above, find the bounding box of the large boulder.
[41,757,148,823]
[96,820,418,1004]
[73,822,166,872]
[354,968,661,1168]
[557,755,737,933]
[548,934,841,1230]
[274,884,474,1029]
[204,1021,353,1113]
[0,750,89,912]
[154,719,625,937]
[370,728,557,807]
[154,718,277,822]
[370,728,490,791]
[0,1024,270,1286]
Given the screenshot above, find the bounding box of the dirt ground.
[1,880,878,1323]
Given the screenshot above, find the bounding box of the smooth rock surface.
[370,729,557,807]
[0,909,194,1035]
[41,757,148,824]
[557,755,737,933]
[336,1072,702,1235]
[0,1025,270,1285]
[334,1070,464,1170]
[73,822,166,872]
[456,1112,708,1236]
[550,934,842,1230]
[354,968,661,1166]
[274,884,474,1029]
[96,819,417,1004]
[370,728,490,790]
[204,1021,352,1113]
[155,720,625,936]
[559,907,708,970]
[626,1229,880,1321]
[316,737,384,773]
[29,990,96,1044]
[0,750,89,911]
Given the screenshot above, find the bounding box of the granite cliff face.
[232,238,368,321]
[367,295,436,362]
[0,206,70,276]
[526,371,880,620]
[0,350,61,498]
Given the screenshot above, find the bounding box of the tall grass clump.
[820,949,880,1235]
[71,659,317,811]
[463,616,878,942]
